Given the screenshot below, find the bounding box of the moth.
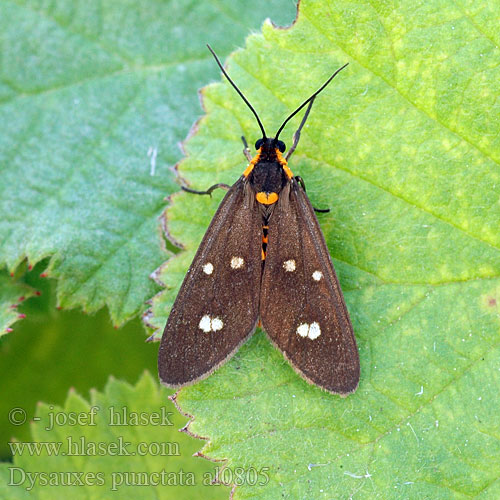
[158,45,359,395]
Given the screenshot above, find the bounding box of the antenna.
[207,45,267,139]
[275,63,349,141]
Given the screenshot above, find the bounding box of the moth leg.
[285,97,316,161]
[241,136,253,161]
[313,206,330,214]
[294,176,330,213]
[182,184,230,197]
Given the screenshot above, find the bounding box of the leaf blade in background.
[0,0,297,325]
[0,272,34,337]
[0,372,228,499]
[149,0,500,497]
[0,264,157,459]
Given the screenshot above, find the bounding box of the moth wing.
[158,178,262,387]
[260,181,360,395]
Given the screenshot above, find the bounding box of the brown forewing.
[158,177,262,387]
[260,181,360,395]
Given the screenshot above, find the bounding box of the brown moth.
[158,46,359,395]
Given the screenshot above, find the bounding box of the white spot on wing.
[199,315,224,333]
[211,317,224,331]
[283,259,296,272]
[203,263,214,275]
[312,271,323,281]
[308,322,321,340]
[199,315,212,333]
[231,256,244,269]
[296,324,309,337]
[296,322,321,340]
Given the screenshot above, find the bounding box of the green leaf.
[0,272,33,337]
[150,0,500,497]
[0,0,297,325]
[0,372,229,499]
[0,264,160,460]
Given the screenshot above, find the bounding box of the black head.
[255,137,286,153]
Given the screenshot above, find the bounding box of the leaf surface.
[150,0,500,497]
[0,0,297,325]
[0,373,229,498]
[0,272,33,336]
